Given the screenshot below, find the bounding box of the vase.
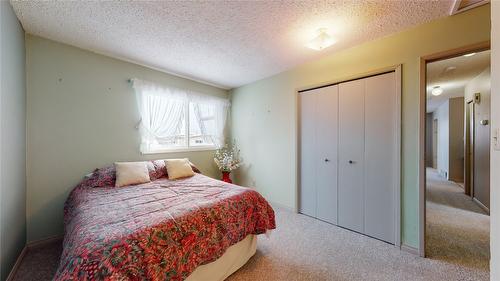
[222,171,232,183]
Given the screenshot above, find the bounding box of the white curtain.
[189,93,229,148]
[132,78,230,152]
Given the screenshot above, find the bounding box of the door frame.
[465,100,475,197]
[296,64,402,247]
[418,41,490,257]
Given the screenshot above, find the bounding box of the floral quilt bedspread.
[54,173,276,280]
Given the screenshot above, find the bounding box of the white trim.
[450,0,490,15]
[5,247,27,281]
[26,235,63,250]
[401,243,420,256]
[6,235,64,280]
[141,146,217,155]
[268,200,297,213]
[394,65,402,247]
[419,58,427,258]
[294,80,300,214]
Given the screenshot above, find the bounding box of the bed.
[54,161,276,280]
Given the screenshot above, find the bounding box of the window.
[132,79,229,154]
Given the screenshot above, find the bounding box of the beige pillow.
[115,161,151,187]
[165,158,195,180]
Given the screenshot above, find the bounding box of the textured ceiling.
[426,50,490,113]
[11,0,454,89]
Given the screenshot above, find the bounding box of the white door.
[316,85,339,224]
[300,71,399,245]
[363,72,397,244]
[338,79,365,233]
[299,90,318,217]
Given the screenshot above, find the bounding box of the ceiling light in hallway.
[463,52,476,57]
[432,86,443,96]
[444,66,457,72]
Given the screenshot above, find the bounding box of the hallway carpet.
[426,168,490,273]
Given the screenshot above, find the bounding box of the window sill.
[141,146,217,155]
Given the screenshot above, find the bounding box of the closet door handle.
[324,158,330,162]
[348,160,355,164]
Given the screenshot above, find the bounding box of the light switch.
[494,128,500,151]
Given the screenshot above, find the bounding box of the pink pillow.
[149,160,167,180]
[82,165,115,187]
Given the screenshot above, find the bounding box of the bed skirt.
[186,235,257,281]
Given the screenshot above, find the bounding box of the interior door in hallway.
[465,101,474,196]
[473,92,491,211]
[433,119,438,169]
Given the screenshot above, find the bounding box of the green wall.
[1,1,27,279]
[231,5,490,249]
[26,35,228,242]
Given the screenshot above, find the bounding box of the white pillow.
[165,158,195,180]
[115,161,151,187]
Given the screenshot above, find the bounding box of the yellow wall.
[231,5,490,248]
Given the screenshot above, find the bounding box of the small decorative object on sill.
[214,141,242,183]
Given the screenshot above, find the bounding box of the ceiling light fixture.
[432,86,443,96]
[306,28,336,51]
[463,52,476,57]
[444,66,457,72]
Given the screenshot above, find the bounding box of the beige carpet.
[425,168,490,272]
[14,203,488,281]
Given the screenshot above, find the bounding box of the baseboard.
[449,178,464,186]
[5,246,27,281]
[472,197,490,215]
[268,200,296,213]
[6,235,64,280]
[400,243,420,256]
[27,234,64,250]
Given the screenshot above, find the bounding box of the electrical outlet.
[494,128,500,151]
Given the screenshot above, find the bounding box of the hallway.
[426,168,490,272]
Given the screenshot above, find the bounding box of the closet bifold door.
[316,85,339,224]
[299,85,339,224]
[299,90,318,218]
[363,72,397,244]
[338,79,365,233]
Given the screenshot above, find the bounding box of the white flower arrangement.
[214,142,242,172]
